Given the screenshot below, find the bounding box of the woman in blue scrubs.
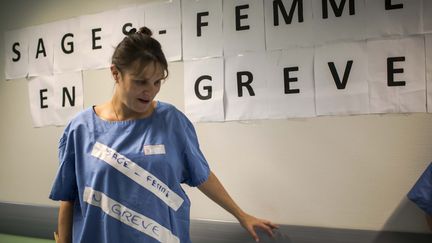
[50,27,277,243]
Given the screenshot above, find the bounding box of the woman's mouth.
[137,98,150,104]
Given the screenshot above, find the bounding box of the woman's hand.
[54,231,59,243]
[237,212,279,242]
[198,171,279,242]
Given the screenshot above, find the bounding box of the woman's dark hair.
[112,26,168,79]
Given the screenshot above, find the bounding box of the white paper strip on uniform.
[264,0,314,50]
[311,0,366,45]
[143,0,182,62]
[224,52,269,121]
[266,48,316,118]
[365,0,422,38]
[223,0,265,56]
[184,57,225,122]
[53,18,82,74]
[143,144,166,155]
[91,142,184,211]
[52,71,84,126]
[83,187,180,243]
[314,41,369,116]
[28,75,56,127]
[28,23,56,77]
[4,28,29,80]
[181,0,223,60]
[426,34,432,112]
[367,36,426,113]
[79,10,115,70]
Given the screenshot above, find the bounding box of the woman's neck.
[110,96,155,121]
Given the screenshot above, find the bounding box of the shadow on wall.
[371,197,432,243]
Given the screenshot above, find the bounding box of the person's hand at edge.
[237,212,279,242]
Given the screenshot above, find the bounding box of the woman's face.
[113,62,164,116]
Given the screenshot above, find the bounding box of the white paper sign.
[4,28,29,79]
[28,72,83,127]
[223,0,265,56]
[184,58,224,122]
[111,6,144,47]
[426,35,432,112]
[53,72,84,125]
[424,0,432,33]
[182,0,223,60]
[264,0,314,50]
[312,0,366,44]
[314,41,369,116]
[366,0,422,38]
[28,76,55,127]
[143,0,182,62]
[79,10,115,70]
[28,23,55,77]
[367,36,426,113]
[266,48,316,118]
[225,52,269,121]
[53,18,82,74]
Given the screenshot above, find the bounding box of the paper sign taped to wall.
[79,10,115,70]
[4,28,29,80]
[367,36,426,113]
[264,0,315,50]
[266,48,316,118]
[4,0,432,126]
[143,0,182,62]
[28,72,83,127]
[314,41,369,116]
[365,0,422,38]
[28,23,55,77]
[111,6,144,47]
[28,75,55,127]
[184,57,224,122]
[311,0,366,44]
[182,0,223,60]
[223,0,265,56]
[225,52,269,121]
[52,71,84,125]
[53,18,82,74]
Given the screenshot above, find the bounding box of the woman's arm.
[55,200,74,243]
[198,171,278,242]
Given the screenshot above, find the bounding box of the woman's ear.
[110,65,120,82]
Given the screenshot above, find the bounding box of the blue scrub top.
[408,163,432,215]
[49,101,210,243]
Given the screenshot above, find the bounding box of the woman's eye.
[134,80,146,85]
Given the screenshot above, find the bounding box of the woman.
[50,27,277,243]
[408,162,432,231]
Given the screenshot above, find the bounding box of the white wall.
[0,0,431,233]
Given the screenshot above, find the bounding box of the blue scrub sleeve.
[407,163,432,215]
[179,113,210,187]
[49,128,78,201]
